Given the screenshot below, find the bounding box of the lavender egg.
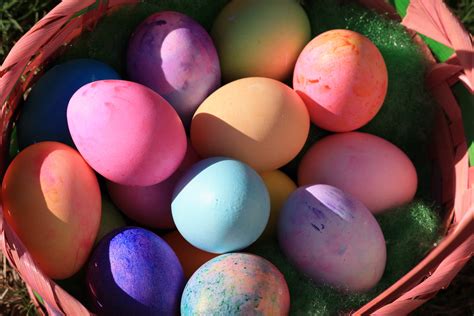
[127,11,221,128]
[278,184,386,292]
[87,227,185,315]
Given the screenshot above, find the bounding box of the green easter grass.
[250,201,441,316]
[40,0,443,315]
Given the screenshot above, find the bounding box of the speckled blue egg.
[181,253,290,315]
[172,157,270,253]
[86,227,185,315]
[17,59,120,149]
[278,184,386,292]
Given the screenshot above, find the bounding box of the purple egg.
[106,142,200,229]
[86,227,185,315]
[127,11,221,128]
[278,184,386,292]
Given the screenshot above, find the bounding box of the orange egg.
[2,142,101,279]
[191,77,310,172]
[163,231,217,279]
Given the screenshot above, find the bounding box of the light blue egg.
[172,157,270,253]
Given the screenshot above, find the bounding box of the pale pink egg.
[298,132,417,214]
[293,29,388,132]
[67,80,186,186]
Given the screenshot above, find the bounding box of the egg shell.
[127,11,221,128]
[87,227,185,315]
[2,142,101,279]
[293,29,388,132]
[172,157,270,253]
[181,253,290,315]
[95,195,126,244]
[211,0,310,82]
[17,59,120,149]
[259,170,297,240]
[278,184,386,292]
[106,141,199,229]
[298,132,417,214]
[67,80,187,186]
[163,230,217,279]
[191,77,310,172]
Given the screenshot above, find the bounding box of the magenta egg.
[67,80,187,186]
[278,184,386,292]
[127,11,221,128]
[107,141,199,229]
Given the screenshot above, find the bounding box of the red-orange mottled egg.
[293,29,388,132]
[2,142,101,279]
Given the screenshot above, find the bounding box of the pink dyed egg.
[278,184,386,292]
[298,132,417,214]
[293,29,388,132]
[107,141,199,229]
[127,11,221,128]
[67,80,187,186]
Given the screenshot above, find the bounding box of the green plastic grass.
[250,201,441,315]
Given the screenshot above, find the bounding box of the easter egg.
[95,195,126,243]
[191,77,310,172]
[181,253,290,315]
[278,184,386,292]
[163,230,217,279]
[172,157,270,253]
[106,140,199,229]
[87,227,185,315]
[2,142,101,279]
[17,59,120,149]
[298,132,417,214]
[259,170,297,240]
[212,0,310,82]
[293,29,388,132]
[127,11,221,127]
[67,80,186,186]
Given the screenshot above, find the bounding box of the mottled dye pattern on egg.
[278,184,386,292]
[127,11,220,127]
[181,253,289,315]
[293,30,387,132]
[87,227,185,315]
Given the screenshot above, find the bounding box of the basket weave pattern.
[0,0,472,315]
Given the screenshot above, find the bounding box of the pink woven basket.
[0,0,472,315]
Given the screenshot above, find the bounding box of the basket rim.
[0,0,473,315]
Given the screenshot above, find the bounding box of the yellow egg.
[259,170,297,240]
[191,77,310,172]
[212,0,311,82]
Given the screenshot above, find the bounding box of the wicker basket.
[0,0,472,315]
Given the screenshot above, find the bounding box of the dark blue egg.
[17,59,120,149]
[86,227,185,315]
